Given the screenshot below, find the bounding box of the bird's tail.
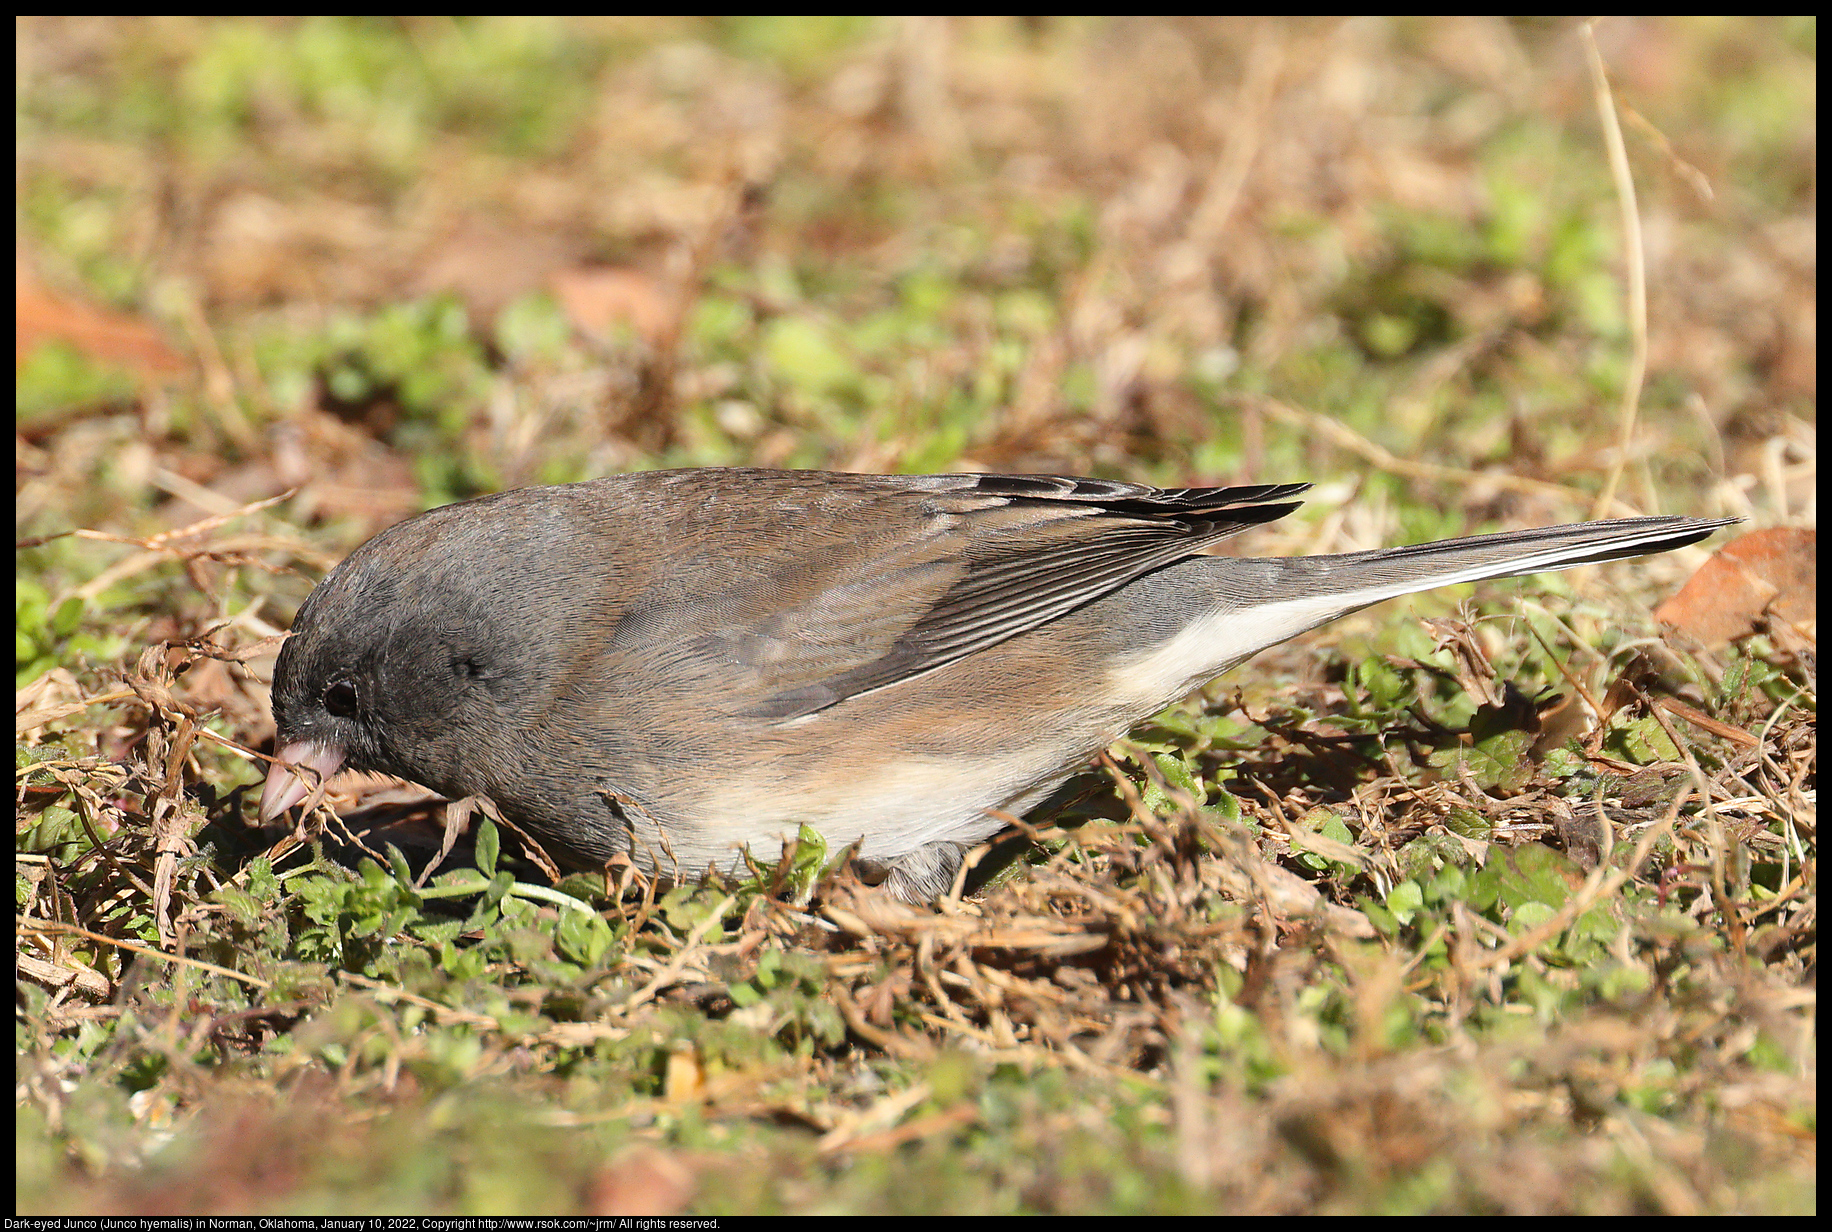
[1130,515,1737,702]
[1266,515,1737,609]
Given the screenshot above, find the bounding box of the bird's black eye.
[323,680,360,717]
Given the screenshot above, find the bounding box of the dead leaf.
[585,1147,697,1216]
[412,222,582,325]
[16,256,188,377]
[551,264,683,348]
[1655,527,1816,647]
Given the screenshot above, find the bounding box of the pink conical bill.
[260,740,348,821]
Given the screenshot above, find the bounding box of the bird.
[261,468,1731,902]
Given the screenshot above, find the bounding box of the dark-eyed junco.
[262,469,1730,901]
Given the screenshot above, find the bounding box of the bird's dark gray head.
[262,493,605,820]
[271,563,502,808]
